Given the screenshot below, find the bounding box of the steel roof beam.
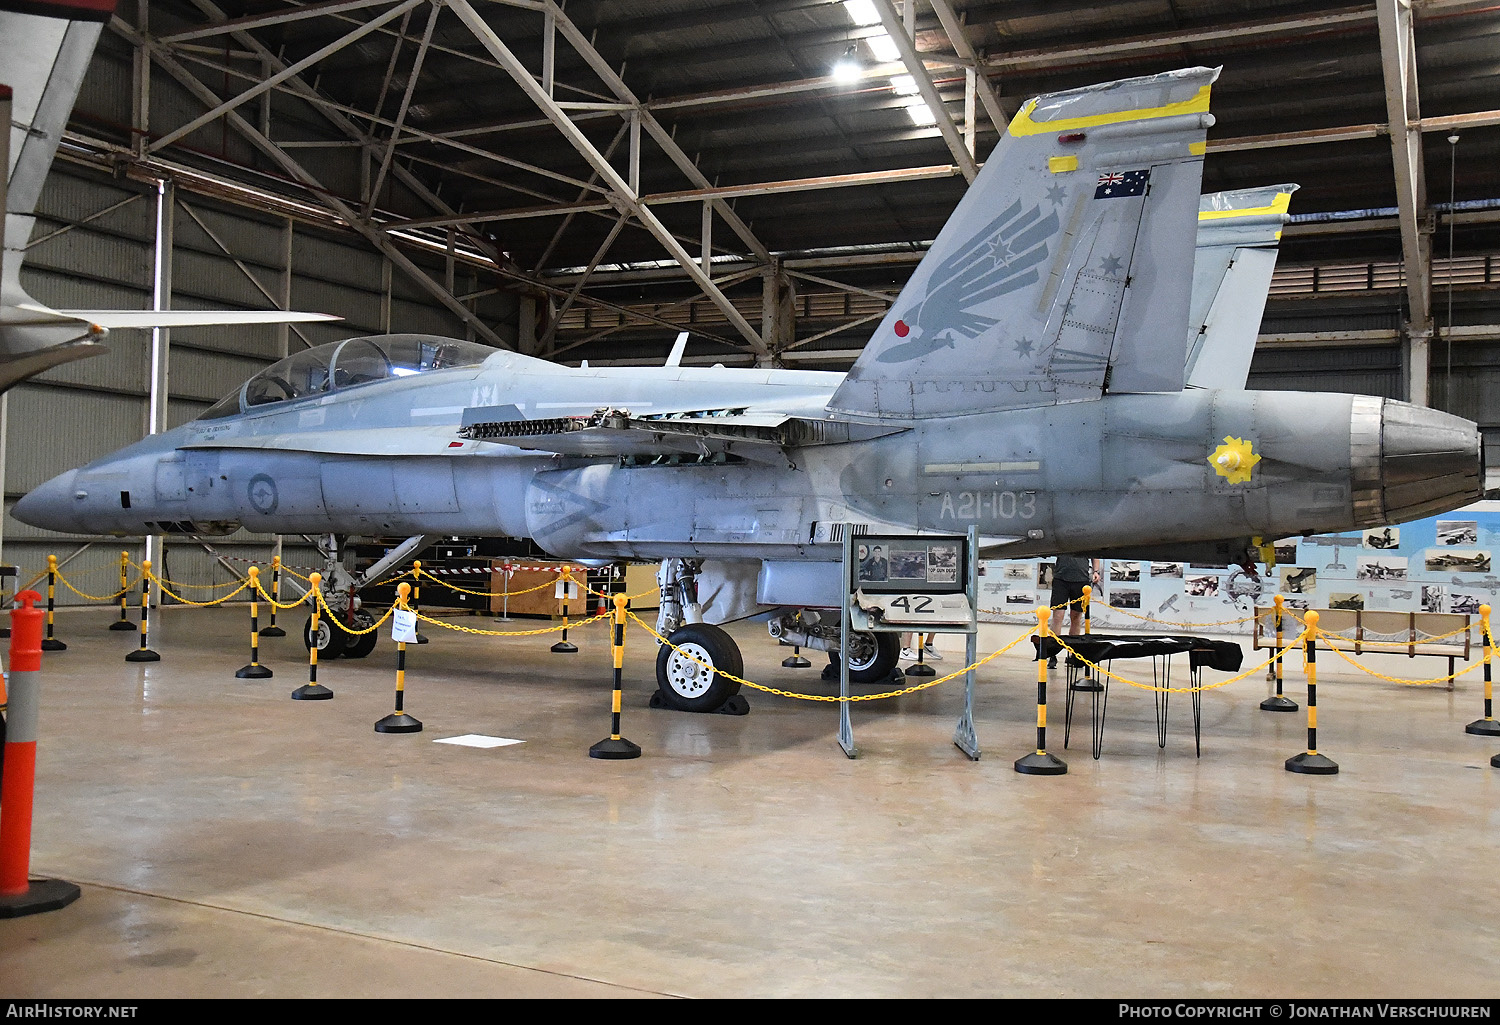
[537,0,771,265]
[158,0,407,43]
[1377,0,1433,405]
[147,0,426,155]
[118,18,510,349]
[928,0,1009,132]
[871,0,976,183]
[448,0,769,358]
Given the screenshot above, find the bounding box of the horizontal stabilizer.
[828,67,1218,421]
[1185,185,1297,390]
[18,303,342,329]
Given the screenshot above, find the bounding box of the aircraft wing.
[460,407,905,464]
[17,304,341,328]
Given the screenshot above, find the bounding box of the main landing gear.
[299,533,429,660]
[650,561,900,713]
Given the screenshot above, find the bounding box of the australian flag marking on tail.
[1094,168,1149,199]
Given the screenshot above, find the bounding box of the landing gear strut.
[652,559,747,713]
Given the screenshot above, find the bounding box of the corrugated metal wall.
[4,162,518,604]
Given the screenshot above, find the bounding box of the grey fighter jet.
[17,68,1484,714]
[0,1,335,394]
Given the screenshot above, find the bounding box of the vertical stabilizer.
[2,1,113,288]
[827,67,1218,421]
[1185,184,1298,389]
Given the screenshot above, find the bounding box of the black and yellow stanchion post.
[589,593,641,760]
[108,550,134,632]
[124,559,159,663]
[291,572,333,700]
[1285,611,1338,774]
[1015,607,1067,775]
[1073,584,1102,692]
[376,583,423,734]
[1465,604,1500,737]
[235,567,273,680]
[40,555,65,652]
[259,555,286,637]
[551,567,578,653]
[906,628,936,678]
[1261,594,1298,712]
[410,560,429,644]
[782,612,811,668]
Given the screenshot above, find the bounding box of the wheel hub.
[664,642,714,697]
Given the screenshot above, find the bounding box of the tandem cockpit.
[198,334,496,420]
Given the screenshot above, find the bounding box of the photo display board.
[852,535,968,595]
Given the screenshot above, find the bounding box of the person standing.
[1048,554,1101,666]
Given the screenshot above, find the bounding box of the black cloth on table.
[1031,633,1243,673]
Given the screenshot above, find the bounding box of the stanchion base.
[550,641,578,653]
[291,684,334,701]
[375,712,423,733]
[589,736,642,759]
[235,664,273,679]
[124,649,160,662]
[1071,678,1104,693]
[0,878,81,919]
[1492,753,1499,768]
[1285,752,1339,775]
[904,662,936,677]
[1014,751,1068,775]
[781,654,811,668]
[258,626,286,638]
[0,627,9,638]
[108,621,135,632]
[416,633,429,645]
[41,639,66,651]
[1261,695,1299,712]
[1464,718,1500,737]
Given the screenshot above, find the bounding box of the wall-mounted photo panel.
[1450,592,1482,614]
[1421,584,1445,613]
[1436,520,1478,546]
[1328,592,1365,611]
[1003,563,1033,581]
[1281,567,1317,594]
[1273,542,1299,563]
[1113,589,1141,609]
[1424,549,1491,574]
[1363,526,1400,550]
[1357,556,1407,581]
[1185,574,1219,597]
[1150,562,1184,578]
[1110,561,1140,582]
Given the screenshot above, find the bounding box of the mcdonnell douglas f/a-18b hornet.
[16,67,1483,713]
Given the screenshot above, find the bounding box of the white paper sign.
[554,579,580,599]
[391,608,418,643]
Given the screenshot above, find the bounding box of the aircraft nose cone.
[14,469,81,532]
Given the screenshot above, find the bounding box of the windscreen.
[197,334,493,420]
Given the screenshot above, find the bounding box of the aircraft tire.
[342,611,379,659]
[655,623,744,713]
[830,630,900,683]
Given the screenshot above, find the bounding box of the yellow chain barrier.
[1315,630,1483,686]
[408,606,613,637]
[416,565,557,599]
[143,568,253,607]
[311,590,397,635]
[628,610,1036,702]
[54,570,138,603]
[1093,601,1271,630]
[252,578,314,612]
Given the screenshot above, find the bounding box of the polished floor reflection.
[2,605,1496,998]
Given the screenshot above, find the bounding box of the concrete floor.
[1,603,1497,998]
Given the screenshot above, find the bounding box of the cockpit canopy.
[198,334,493,420]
